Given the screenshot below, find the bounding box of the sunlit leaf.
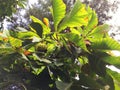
[107,69,120,89]
[47,43,56,54]
[32,66,46,75]
[58,0,92,32]
[30,16,50,35]
[52,0,66,31]
[70,28,81,35]
[84,10,98,35]
[91,38,120,51]
[17,31,39,39]
[89,24,109,38]
[102,56,120,68]
[115,84,120,90]
[107,69,120,84]
[9,37,22,48]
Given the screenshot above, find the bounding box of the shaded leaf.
[88,52,107,76]
[71,73,103,89]
[97,74,115,90]
[0,47,15,55]
[30,22,43,38]
[24,42,38,50]
[104,74,115,90]
[30,16,50,35]
[0,53,21,66]
[56,81,72,90]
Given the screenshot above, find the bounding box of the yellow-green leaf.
[52,0,66,31]
[30,16,50,35]
[58,0,92,32]
[91,38,120,51]
[9,37,22,48]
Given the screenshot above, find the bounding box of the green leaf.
[9,30,18,38]
[84,11,98,35]
[0,47,15,55]
[115,84,120,90]
[33,53,51,64]
[88,52,106,76]
[52,0,66,31]
[91,38,120,51]
[32,66,46,75]
[30,22,43,38]
[30,16,50,35]
[58,0,92,32]
[24,42,38,50]
[56,81,72,90]
[98,74,115,90]
[102,56,120,68]
[107,69,120,84]
[89,24,109,38]
[62,33,88,51]
[17,31,39,39]
[9,37,22,48]
[17,0,26,8]
[107,69,120,89]
[70,28,81,35]
[47,43,56,54]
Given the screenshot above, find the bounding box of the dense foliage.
[0,0,120,89]
[5,0,119,31]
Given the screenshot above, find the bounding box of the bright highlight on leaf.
[58,0,92,32]
[52,0,66,31]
